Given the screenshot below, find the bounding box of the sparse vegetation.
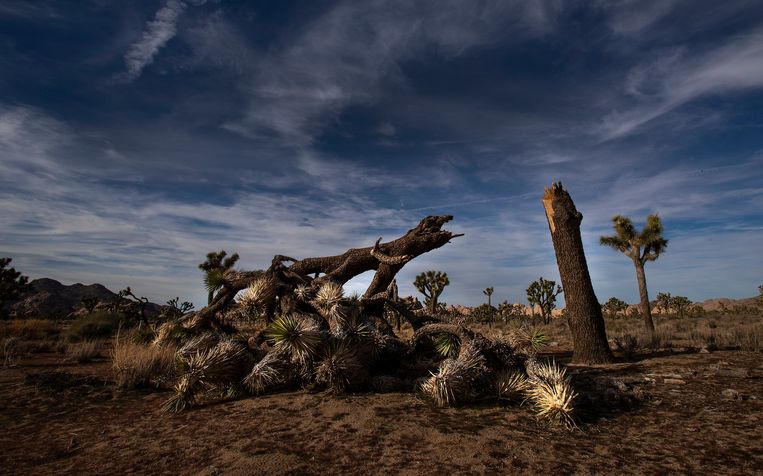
[0,257,29,319]
[66,340,101,363]
[112,330,178,389]
[66,311,124,342]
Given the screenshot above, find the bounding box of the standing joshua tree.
[600,214,667,336]
[414,270,449,314]
[526,278,563,324]
[199,250,240,304]
[483,287,494,307]
[542,183,613,364]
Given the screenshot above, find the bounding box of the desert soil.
[1,349,762,475]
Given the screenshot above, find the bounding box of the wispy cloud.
[600,29,763,139]
[122,0,212,82]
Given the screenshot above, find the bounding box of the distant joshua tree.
[0,257,29,319]
[671,295,692,318]
[526,277,562,324]
[80,296,100,314]
[655,292,672,315]
[483,287,494,307]
[600,214,667,337]
[601,297,628,320]
[414,270,450,315]
[199,250,240,304]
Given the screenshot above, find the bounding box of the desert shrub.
[2,319,59,340]
[66,311,124,342]
[131,325,156,345]
[111,332,177,389]
[613,333,640,359]
[66,340,101,363]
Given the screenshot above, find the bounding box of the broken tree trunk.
[542,183,614,364]
[187,215,463,329]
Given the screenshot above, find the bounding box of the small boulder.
[722,389,740,400]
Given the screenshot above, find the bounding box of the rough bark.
[186,216,462,329]
[634,260,656,335]
[542,183,614,364]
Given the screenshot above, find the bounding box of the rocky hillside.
[6,278,162,319]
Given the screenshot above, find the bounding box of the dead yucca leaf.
[496,369,529,401]
[314,339,363,393]
[162,339,250,412]
[236,276,278,318]
[243,349,292,394]
[265,314,323,364]
[420,344,485,407]
[175,332,221,359]
[525,360,577,428]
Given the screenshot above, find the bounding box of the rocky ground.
[1,345,762,475]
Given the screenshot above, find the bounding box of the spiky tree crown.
[600,214,668,264]
[0,257,29,310]
[414,270,449,298]
[198,250,240,296]
[483,287,493,297]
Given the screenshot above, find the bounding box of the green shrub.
[66,311,124,342]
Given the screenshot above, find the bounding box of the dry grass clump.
[2,337,19,367]
[1,319,59,340]
[112,332,177,390]
[66,340,101,363]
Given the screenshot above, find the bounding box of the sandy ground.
[1,348,762,475]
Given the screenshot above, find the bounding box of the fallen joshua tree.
[132,215,578,427]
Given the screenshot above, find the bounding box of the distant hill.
[697,296,760,312]
[6,278,163,319]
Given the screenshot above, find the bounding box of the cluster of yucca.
[151,279,578,428]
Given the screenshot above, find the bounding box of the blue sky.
[1,0,762,307]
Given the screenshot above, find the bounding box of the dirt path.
[1,351,762,475]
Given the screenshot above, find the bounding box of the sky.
[1,0,762,308]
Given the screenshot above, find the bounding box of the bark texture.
[542,183,614,364]
[634,261,656,335]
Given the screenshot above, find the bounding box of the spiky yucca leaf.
[434,334,460,358]
[526,379,577,428]
[420,344,486,407]
[264,314,323,364]
[175,332,221,359]
[314,340,363,393]
[495,369,529,401]
[526,358,566,385]
[509,326,549,353]
[313,282,344,316]
[236,276,278,318]
[163,339,250,412]
[243,350,292,394]
[294,285,312,301]
[203,268,226,294]
[525,360,577,428]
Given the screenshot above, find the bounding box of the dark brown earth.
[2,348,762,475]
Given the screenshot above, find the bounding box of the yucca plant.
[314,339,363,393]
[420,344,486,407]
[162,339,251,412]
[510,326,549,354]
[313,282,344,320]
[264,314,323,365]
[434,333,460,358]
[524,360,577,428]
[236,276,278,319]
[242,349,292,394]
[495,369,529,402]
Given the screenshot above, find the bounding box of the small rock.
[664,378,686,385]
[722,389,740,400]
[548,341,559,347]
[699,347,710,354]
